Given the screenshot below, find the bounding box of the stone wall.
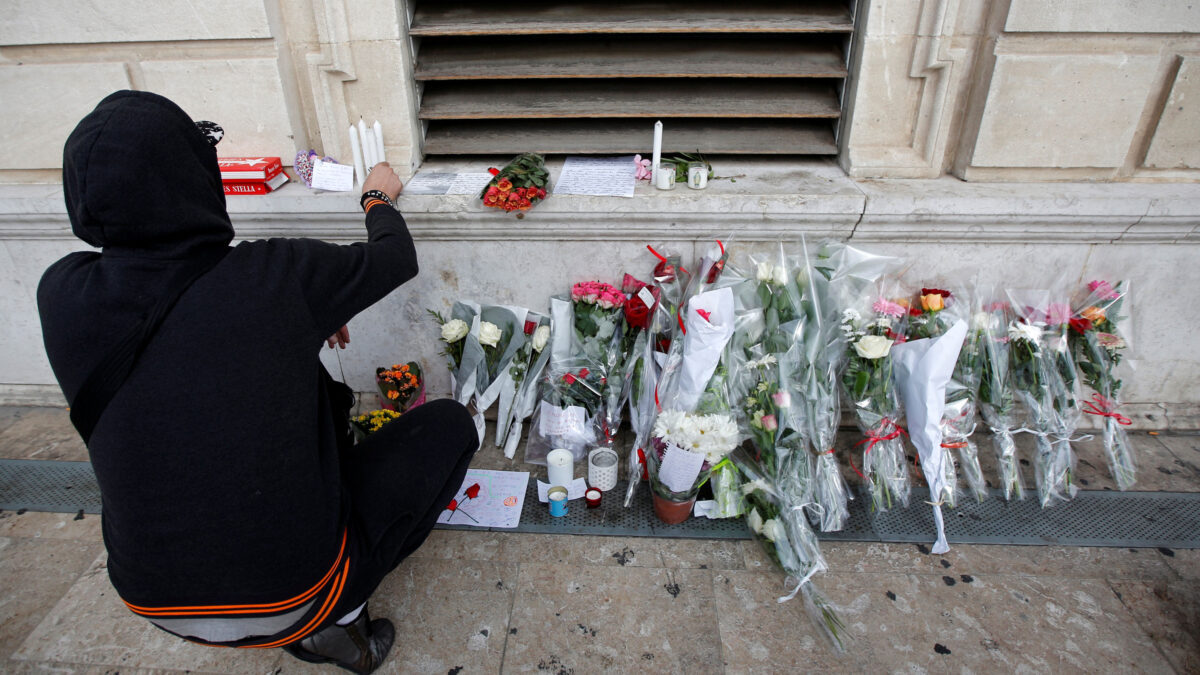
[0,1,1198,426]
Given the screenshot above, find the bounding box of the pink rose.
[760,414,778,431]
[771,391,791,408]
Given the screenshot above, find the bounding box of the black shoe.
[283,606,395,674]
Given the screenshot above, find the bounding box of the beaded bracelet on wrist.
[360,189,394,212]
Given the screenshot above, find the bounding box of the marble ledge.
[2,164,1198,244]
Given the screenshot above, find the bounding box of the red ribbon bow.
[1081,393,1132,425]
[849,418,908,480]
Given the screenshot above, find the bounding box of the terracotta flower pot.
[652,492,696,525]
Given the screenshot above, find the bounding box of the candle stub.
[548,485,569,517]
[585,488,602,509]
[655,163,676,190]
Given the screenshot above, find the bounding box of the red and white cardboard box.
[218,157,283,182]
[223,172,289,195]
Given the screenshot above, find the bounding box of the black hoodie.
[38,91,417,607]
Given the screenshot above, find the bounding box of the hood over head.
[63,90,234,258]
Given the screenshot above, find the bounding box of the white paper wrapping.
[661,287,735,413]
[890,320,967,554]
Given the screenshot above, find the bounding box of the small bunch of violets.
[839,290,912,512]
[375,361,425,413]
[350,408,401,441]
[1069,279,1135,489]
[480,153,549,215]
[1007,289,1083,508]
[908,286,987,504]
[975,293,1024,500]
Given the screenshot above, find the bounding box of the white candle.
[348,125,365,189]
[357,119,373,168]
[372,120,385,165]
[651,120,662,186]
[546,448,573,487]
[364,127,378,170]
[655,163,675,190]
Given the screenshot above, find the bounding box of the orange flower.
[483,193,499,207]
[507,191,520,203]
[920,293,945,312]
[1080,306,1106,324]
[485,186,499,198]
[496,178,513,193]
[387,390,400,400]
[894,297,911,309]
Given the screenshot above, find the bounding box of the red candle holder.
[585,488,602,509]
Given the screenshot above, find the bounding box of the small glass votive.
[687,161,708,189]
[585,488,602,509]
[655,163,676,190]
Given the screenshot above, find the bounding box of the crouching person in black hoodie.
[37,90,478,673]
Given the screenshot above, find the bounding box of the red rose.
[578,368,589,378]
[464,483,481,499]
[524,320,537,335]
[563,373,576,384]
[920,288,951,298]
[537,188,547,199]
[447,498,458,511]
[706,259,725,284]
[909,306,923,317]
[1069,317,1093,334]
[624,296,651,330]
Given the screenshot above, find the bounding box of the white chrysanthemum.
[1008,321,1042,345]
[841,308,861,324]
[653,409,687,445]
[875,316,892,330]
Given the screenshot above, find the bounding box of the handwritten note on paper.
[658,443,706,493]
[536,478,589,502]
[310,160,356,192]
[552,156,637,197]
[436,469,530,529]
[403,172,456,195]
[447,172,495,195]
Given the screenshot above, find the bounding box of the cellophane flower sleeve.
[498,311,552,459]
[733,448,847,652]
[976,287,1023,500]
[473,304,528,439]
[795,237,852,532]
[1007,288,1081,507]
[1070,279,1135,489]
[523,357,603,465]
[838,279,912,512]
[625,247,690,507]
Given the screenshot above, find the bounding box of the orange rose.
[895,297,911,309]
[496,178,513,193]
[483,193,498,207]
[920,293,945,311]
[1080,306,1106,324]
[485,185,499,198]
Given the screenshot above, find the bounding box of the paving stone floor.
[1,405,1197,674]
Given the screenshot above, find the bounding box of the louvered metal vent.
[408,1,855,156]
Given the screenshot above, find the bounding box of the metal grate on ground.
[3,460,1198,549]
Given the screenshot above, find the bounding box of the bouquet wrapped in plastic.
[1070,279,1135,489]
[472,304,529,444]
[909,286,987,503]
[524,359,604,465]
[497,312,552,458]
[645,273,739,522]
[375,361,425,413]
[625,246,691,507]
[350,408,401,441]
[1007,288,1083,507]
[480,153,549,215]
[429,301,486,445]
[733,448,847,651]
[793,238,852,532]
[975,291,1023,500]
[838,287,912,512]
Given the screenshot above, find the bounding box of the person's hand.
[363,162,403,202]
[326,325,350,349]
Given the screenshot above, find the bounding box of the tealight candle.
[588,448,618,492]
[585,488,602,509]
[548,486,568,517]
[546,448,573,488]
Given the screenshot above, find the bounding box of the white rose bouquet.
[839,288,912,512]
[428,302,486,409]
